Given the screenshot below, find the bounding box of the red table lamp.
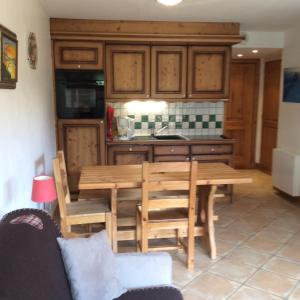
[31,175,57,204]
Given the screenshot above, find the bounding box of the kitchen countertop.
[107,135,235,145]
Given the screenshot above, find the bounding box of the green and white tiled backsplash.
[108,101,224,136]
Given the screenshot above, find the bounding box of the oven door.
[56,81,105,119]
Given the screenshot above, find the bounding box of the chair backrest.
[53,157,71,219]
[142,161,198,213]
[57,150,70,203]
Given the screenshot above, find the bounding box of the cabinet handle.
[191,157,196,161]
[100,120,103,124]
[129,147,133,151]
[78,65,81,69]
[186,157,190,161]
[146,94,150,98]
[170,148,175,153]
[211,148,216,152]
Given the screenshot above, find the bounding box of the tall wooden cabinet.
[187,46,230,99]
[106,45,151,99]
[58,119,105,192]
[151,46,187,99]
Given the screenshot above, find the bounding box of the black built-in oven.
[55,69,105,119]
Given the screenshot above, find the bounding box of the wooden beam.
[50,19,243,45]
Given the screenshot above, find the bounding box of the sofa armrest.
[115,252,172,290]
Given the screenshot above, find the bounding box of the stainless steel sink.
[154,135,189,140]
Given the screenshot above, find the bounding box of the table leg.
[207,185,217,259]
[111,188,118,252]
[199,185,217,260]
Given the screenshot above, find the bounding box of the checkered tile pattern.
[108,101,224,136]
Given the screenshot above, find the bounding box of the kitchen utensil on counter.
[117,116,135,140]
[107,105,114,140]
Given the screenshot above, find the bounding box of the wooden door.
[224,60,259,168]
[107,145,153,165]
[58,119,105,192]
[260,60,281,173]
[187,46,230,99]
[151,46,187,99]
[54,41,104,70]
[106,45,150,99]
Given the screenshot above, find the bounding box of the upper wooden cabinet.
[187,46,231,99]
[54,41,104,70]
[151,46,187,99]
[106,45,151,99]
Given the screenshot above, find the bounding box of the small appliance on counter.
[106,105,114,140]
[117,116,134,140]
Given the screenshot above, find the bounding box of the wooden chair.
[136,161,198,270]
[53,157,112,242]
[56,150,108,201]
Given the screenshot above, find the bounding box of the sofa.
[0,209,183,300]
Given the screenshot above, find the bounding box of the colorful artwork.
[2,35,17,80]
[0,24,18,89]
[283,68,300,103]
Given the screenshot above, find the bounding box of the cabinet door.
[58,119,105,192]
[106,45,151,99]
[54,41,104,70]
[151,46,187,99]
[107,145,152,165]
[187,46,230,99]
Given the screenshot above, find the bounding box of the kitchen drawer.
[154,155,190,162]
[191,154,233,165]
[154,145,189,155]
[110,145,151,152]
[107,145,153,165]
[191,144,233,155]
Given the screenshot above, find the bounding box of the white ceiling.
[41,0,300,31]
[232,48,282,59]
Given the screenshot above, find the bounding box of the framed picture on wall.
[283,67,300,103]
[0,24,18,89]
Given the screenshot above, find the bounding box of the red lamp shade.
[31,176,57,203]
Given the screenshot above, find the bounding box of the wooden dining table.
[79,162,252,258]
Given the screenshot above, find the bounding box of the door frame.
[229,59,260,168]
[258,59,282,174]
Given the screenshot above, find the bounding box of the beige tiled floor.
[175,170,300,300]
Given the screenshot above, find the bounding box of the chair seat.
[67,199,110,217]
[138,206,188,222]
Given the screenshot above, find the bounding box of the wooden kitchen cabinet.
[54,41,104,70]
[151,46,187,99]
[106,45,151,99]
[187,46,231,99]
[154,145,190,162]
[107,145,153,165]
[190,143,233,165]
[58,119,105,192]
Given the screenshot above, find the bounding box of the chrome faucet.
[153,125,168,136]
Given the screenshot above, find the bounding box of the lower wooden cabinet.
[107,145,153,165]
[57,119,105,192]
[107,141,233,165]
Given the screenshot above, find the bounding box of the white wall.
[0,0,55,216]
[277,24,300,153]
[235,31,284,49]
